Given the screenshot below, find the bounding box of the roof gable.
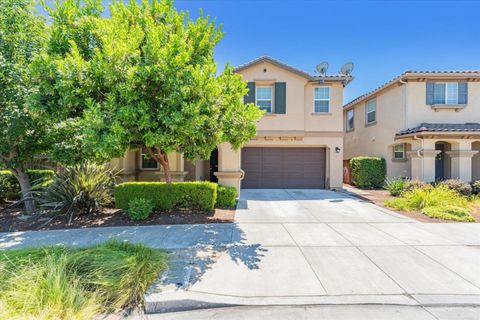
[234,56,353,85]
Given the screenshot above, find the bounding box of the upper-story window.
[346,109,354,131]
[434,82,458,104]
[313,87,330,113]
[393,144,405,159]
[427,81,468,105]
[365,98,376,124]
[256,86,273,113]
[140,147,159,170]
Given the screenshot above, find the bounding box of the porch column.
[122,148,137,181]
[446,141,478,182]
[214,142,242,195]
[407,149,440,182]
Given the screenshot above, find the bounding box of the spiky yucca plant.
[41,163,118,224]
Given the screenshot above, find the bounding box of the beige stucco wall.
[344,84,411,178]
[238,61,344,133]
[406,81,480,127]
[108,149,186,182]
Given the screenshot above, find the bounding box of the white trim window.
[434,82,459,105]
[140,148,159,170]
[393,144,405,159]
[313,86,330,113]
[365,99,376,124]
[346,109,354,131]
[256,86,273,113]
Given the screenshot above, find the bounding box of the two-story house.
[109,56,352,192]
[343,71,480,183]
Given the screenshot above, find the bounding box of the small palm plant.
[40,163,118,224]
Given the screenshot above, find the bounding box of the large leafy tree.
[35,0,263,183]
[30,0,104,166]
[0,0,49,214]
[87,0,264,182]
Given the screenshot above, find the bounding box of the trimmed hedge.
[350,157,386,188]
[114,182,217,212]
[216,185,237,208]
[0,170,55,200]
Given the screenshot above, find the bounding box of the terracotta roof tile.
[396,123,480,136]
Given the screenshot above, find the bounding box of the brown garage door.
[241,147,326,189]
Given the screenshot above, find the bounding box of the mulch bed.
[345,185,480,223]
[0,203,235,232]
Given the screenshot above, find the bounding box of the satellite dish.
[340,62,354,76]
[315,62,329,76]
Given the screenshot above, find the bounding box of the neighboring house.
[343,71,480,183]
[109,56,352,191]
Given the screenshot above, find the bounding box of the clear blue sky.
[42,0,480,103]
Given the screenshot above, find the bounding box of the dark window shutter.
[426,82,434,105]
[274,82,286,114]
[244,82,256,104]
[458,82,468,104]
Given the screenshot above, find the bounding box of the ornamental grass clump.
[384,177,405,196]
[385,184,475,222]
[0,240,168,320]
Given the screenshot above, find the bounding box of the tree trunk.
[144,146,173,184]
[10,168,35,215]
[158,150,172,184]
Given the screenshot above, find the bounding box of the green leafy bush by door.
[216,185,237,208]
[350,157,386,188]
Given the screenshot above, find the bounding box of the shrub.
[421,205,475,222]
[350,157,386,188]
[385,184,475,222]
[114,182,217,212]
[127,198,155,221]
[0,240,168,319]
[0,169,55,200]
[0,183,6,203]
[384,177,405,196]
[40,163,117,223]
[440,179,472,196]
[216,185,237,208]
[473,180,480,194]
[403,179,429,193]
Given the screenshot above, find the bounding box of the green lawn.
[0,240,168,319]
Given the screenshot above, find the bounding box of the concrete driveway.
[147,189,480,313]
[2,188,480,316]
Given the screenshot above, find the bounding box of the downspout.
[399,77,408,129]
[412,134,424,180]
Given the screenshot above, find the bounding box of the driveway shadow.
[147,222,267,293]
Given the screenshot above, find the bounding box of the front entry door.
[435,143,445,181]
